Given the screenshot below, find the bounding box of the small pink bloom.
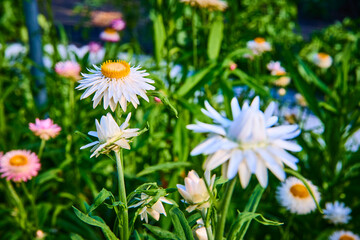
[229,62,237,71]
[100,28,120,42]
[0,150,41,182]
[29,118,61,141]
[110,18,126,31]
[88,42,102,53]
[154,97,162,103]
[55,61,81,80]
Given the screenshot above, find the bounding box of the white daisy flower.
[129,193,172,223]
[177,170,215,212]
[246,37,271,56]
[323,201,352,225]
[187,96,301,188]
[76,60,155,112]
[312,52,332,69]
[329,230,360,240]
[80,113,139,158]
[276,177,320,214]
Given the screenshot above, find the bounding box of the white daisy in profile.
[329,230,360,240]
[276,177,320,214]
[80,113,139,158]
[323,201,352,225]
[177,170,215,212]
[187,96,301,188]
[129,193,172,223]
[312,52,332,69]
[76,60,155,112]
[246,37,271,56]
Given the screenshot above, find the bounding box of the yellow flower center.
[9,155,28,166]
[101,60,130,79]
[339,235,355,240]
[275,70,286,76]
[317,52,329,59]
[289,184,310,198]
[254,37,266,44]
[104,28,117,34]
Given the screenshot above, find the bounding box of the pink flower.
[0,150,41,182]
[110,18,126,31]
[29,118,61,140]
[88,42,102,53]
[55,61,81,80]
[229,62,237,71]
[154,97,162,103]
[100,28,120,42]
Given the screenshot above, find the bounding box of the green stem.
[6,181,28,233]
[37,139,46,159]
[115,150,129,240]
[215,178,236,240]
[191,7,198,68]
[21,182,38,229]
[282,214,294,240]
[201,209,214,240]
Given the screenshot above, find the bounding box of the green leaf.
[87,188,115,214]
[72,206,119,240]
[137,162,192,177]
[70,233,85,240]
[170,207,194,240]
[285,169,323,213]
[230,69,269,97]
[144,224,180,240]
[177,64,216,97]
[35,169,63,185]
[150,10,166,65]
[207,16,224,60]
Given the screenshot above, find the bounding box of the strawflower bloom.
[181,0,228,11]
[323,201,352,225]
[100,28,120,42]
[29,118,61,140]
[129,193,172,223]
[88,42,102,53]
[80,113,139,158]
[0,150,41,182]
[247,37,271,56]
[110,18,126,31]
[276,177,320,214]
[329,230,360,240]
[55,61,81,80]
[187,96,301,188]
[267,61,291,87]
[76,60,155,112]
[312,52,332,69]
[177,170,215,212]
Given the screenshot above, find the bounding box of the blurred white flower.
[276,177,320,214]
[181,0,228,11]
[267,61,291,87]
[76,60,155,112]
[4,43,27,59]
[177,170,215,212]
[80,113,139,158]
[329,230,359,240]
[130,193,172,223]
[187,96,301,188]
[312,52,332,68]
[295,93,307,107]
[323,201,352,225]
[246,38,271,56]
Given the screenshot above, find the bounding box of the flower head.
[187,96,301,188]
[100,28,120,42]
[323,201,352,225]
[76,60,155,112]
[80,113,139,158]
[177,170,215,212]
[29,118,61,140]
[181,0,228,11]
[247,38,271,56]
[130,193,172,223]
[0,150,41,182]
[229,62,237,71]
[267,61,291,87]
[276,177,320,214]
[55,61,81,80]
[329,230,360,240]
[313,52,332,68]
[88,42,102,53]
[110,18,126,31]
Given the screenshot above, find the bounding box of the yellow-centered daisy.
[76,60,155,112]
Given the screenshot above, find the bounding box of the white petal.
[231,97,241,119]
[272,139,302,152]
[227,150,243,179]
[238,161,251,188]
